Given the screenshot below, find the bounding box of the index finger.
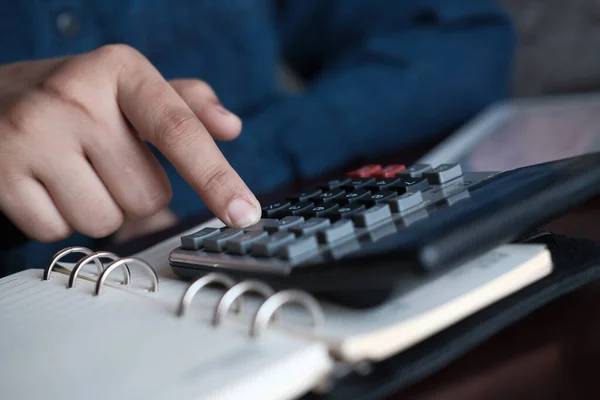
[113,47,261,228]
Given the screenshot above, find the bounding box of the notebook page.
[0,269,332,400]
[284,244,552,362]
[122,219,551,364]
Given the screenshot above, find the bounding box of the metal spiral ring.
[212,280,275,327]
[95,257,158,296]
[250,290,325,338]
[43,247,102,281]
[68,252,131,288]
[178,273,240,317]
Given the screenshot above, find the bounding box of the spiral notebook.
[0,218,553,400]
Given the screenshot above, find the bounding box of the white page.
[283,245,552,362]
[0,269,332,400]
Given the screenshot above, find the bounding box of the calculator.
[170,152,600,307]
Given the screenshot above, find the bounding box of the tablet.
[418,93,600,171]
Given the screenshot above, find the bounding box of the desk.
[391,197,600,399]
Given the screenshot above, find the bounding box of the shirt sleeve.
[236,0,516,180]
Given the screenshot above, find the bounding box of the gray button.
[263,216,305,233]
[317,219,355,244]
[204,229,244,252]
[278,236,320,261]
[351,204,392,228]
[243,219,277,232]
[397,164,432,178]
[387,191,423,213]
[226,231,269,255]
[56,10,81,37]
[251,232,295,257]
[423,163,463,184]
[289,218,331,237]
[180,227,221,250]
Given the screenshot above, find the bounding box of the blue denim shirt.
[0,0,515,272]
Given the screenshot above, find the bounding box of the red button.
[347,164,382,178]
[374,164,406,178]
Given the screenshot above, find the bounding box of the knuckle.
[93,44,146,77]
[130,190,172,219]
[86,211,124,239]
[153,108,201,147]
[181,80,214,99]
[197,164,235,195]
[35,221,72,243]
[94,43,141,63]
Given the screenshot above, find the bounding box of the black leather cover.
[304,232,600,399]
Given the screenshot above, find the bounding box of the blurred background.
[279,1,600,98]
[501,0,600,97]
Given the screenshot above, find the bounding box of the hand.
[0,44,261,243]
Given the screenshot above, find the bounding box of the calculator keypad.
[172,163,492,274]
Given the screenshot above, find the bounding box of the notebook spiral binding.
[43,246,326,339]
[42,246,159,295]
[179,273,326,338]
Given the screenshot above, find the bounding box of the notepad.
[0,218,553,399]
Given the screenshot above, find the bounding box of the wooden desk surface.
[391,198,600,399]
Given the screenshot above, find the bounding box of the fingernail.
[226,198,260,228]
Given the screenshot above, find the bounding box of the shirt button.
[55,10,81,37]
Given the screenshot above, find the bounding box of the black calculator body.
[170,153,600,308]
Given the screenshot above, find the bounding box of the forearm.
[241,20,515,179]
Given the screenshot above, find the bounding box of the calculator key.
[226,231,269,255]
[366,178,402,192]
[386,191,424,213]
[243,219,277,232]
[310,188,346,203]
[261,201,291,218]
[287,188,322,203]
[329,203,366,220]
[204,229,244,252]
[374,164,406,178]
[319,177,351,190]
[359,190,398,207]
[251,232,296,257]
[390,178,429,194]
[337,189,372,205]
[300,203,340,218]
[278,236,320,261]
[317,219,355,244]
[342,177,376,191]
[180,227,221,250]
[289,218,331,236]
[397,163,433,178]
[347,164,382,178]
[275,201,314,218]
[351,204,393,228]
[423,163,463,184]
[263,216,305,233]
